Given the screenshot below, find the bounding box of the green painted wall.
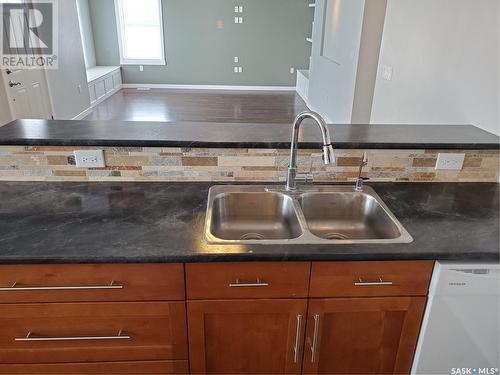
[88,0,312,86]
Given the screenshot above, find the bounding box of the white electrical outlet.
[139,65,144,72]
[234,56,239,63]
[382,65,393,81]
[74,150,106,168]
[238,67,243,73]
[290,67,295,74]
[435,153,465,170]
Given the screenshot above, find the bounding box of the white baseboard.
[72,106,94,120]
[73,85,122,120]
[122,83,296,91]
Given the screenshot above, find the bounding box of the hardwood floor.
[84,89,309,123]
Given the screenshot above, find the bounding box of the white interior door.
[2,68,53,120]
[1,0,53,120]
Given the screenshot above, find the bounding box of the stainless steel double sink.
[204,185,413,245]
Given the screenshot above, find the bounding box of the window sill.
[120,60,166,66]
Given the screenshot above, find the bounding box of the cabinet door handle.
[229,278,269,288]
[310,314,320,363]
[0,281,123,291]
[293,314,303,363]
[15,330,130,342]
[354,277,393,286]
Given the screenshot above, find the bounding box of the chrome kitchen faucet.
[285,111,336,190]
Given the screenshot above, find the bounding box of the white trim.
[74,83,122,120]
[87,66,120,85]
[121,84,296,91]
[119,59,166,66]
[72,106,94,120]
[114,0,166,66]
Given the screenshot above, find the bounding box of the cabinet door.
[303,297,426,375]
[188,299,308,374]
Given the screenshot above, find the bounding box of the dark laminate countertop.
[0,182,498,264]
[0,119,498,149]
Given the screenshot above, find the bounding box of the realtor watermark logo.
[451,368,499,375]
[0,0,58,69]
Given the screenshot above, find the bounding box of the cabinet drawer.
[0,360,189,374]
[0,302,188,364]
[310,261,434,297]
[186,262,310,299]
[0,264,184,303]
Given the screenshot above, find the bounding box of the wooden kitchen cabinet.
[0,360,189,374]
[186,262,311,299]
[0,261,433,374]
[0,263,185,303]
[0,302,188,364]
[188,299,308,374]
[302,297,427,375]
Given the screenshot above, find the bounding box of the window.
[114,0,165,65]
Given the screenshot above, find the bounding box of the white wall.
[371,0,500,135]
[351,0,387,123]
[308,0,366,123]
[46,0,91,119]
[76,0,97,68]
[0,75,13,126]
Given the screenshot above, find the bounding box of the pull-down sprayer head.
[286,111,335,191]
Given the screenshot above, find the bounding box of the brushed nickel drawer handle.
[311,314,320,363]
[293,314,303,363]
[0,281,123,291]
[15,330,130,342]
[229,278,269,288]
[354,277,393,286]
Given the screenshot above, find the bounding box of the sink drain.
[322,232,350,240]
[240,233,265,240]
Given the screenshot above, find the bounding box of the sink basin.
[207,192,302,241]
[298,192,402,240]
[204,185,413,244]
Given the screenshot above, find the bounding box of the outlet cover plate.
[435,153,465,170]
[74,150,105,168]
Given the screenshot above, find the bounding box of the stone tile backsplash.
[0,146,497,182]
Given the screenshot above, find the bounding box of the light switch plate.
[435,153,465,170]
[74,150,106,168]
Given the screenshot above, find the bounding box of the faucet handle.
[361,152,368,166]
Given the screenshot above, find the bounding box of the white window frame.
[114,0,166,66]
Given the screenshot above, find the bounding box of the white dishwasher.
[412,261,500,375]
